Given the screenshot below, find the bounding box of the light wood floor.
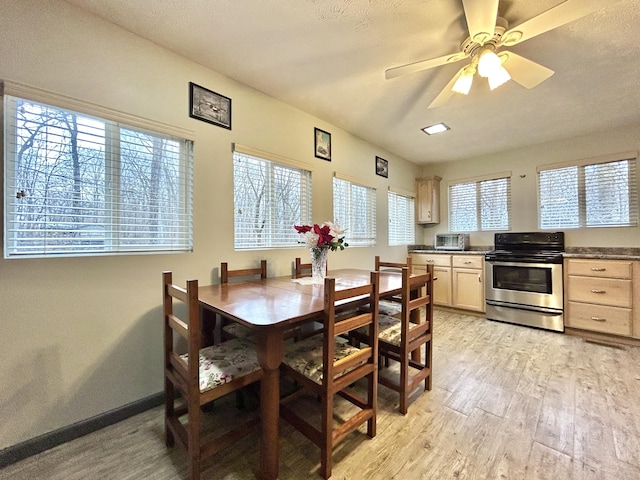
[2,310,640,480]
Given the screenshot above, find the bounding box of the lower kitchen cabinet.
[411,253,485,313]
[565,258,639,339]
[452,255,485,312]
[433,265,452,307]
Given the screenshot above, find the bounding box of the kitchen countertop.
[409,249,489,255]
[409,246,640,260]
[563,247,640,260]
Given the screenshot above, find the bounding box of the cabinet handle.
[478,274,481,283]
[463,261,471,264]
[590,289,606,294]
[433,277,438,281]
[590,317,607,322]
[590,267,606,271]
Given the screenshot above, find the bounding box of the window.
[538,153,638,229]
[333,174,376,246]
[388,189,415,245]
[233,144,312,249]
[448,173,511,232]
[4,92,193,258]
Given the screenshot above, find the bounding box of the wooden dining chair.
[219,260,267,341]
[368,256,413,316]
[294,256,327,278]
[279,272,380,479]
[162,272,263,480]
[355,265,433,414]
[294,257,312,278]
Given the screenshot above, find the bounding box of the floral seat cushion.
[355,314,407,347]
[378,299,403,316]
[359,299,402,317]
[222,322,254,341]
[179,338,261,393]
[283,336,362,385]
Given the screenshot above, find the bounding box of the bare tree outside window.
[4,97,193,257]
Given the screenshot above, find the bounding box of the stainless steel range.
[485,232,565,332]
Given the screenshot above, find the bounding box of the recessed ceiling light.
[422,123,450,135]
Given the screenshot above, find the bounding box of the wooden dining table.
[197,268,405,480]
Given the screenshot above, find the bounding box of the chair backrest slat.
[221,260,267,283]
[375,255,412,273]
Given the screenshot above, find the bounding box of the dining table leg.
[255,327,285,480]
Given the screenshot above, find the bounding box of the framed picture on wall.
[189,82,232,129]
[375,156,389,178]
[314,127,331,161]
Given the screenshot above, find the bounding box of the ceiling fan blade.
[500,52,554,89]
[427,65,469,109]
[385,51,467,80]
[501,0,601,46]
[462,0,499,44]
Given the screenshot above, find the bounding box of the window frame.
[332,173,377,247]
[232,144,313,250]
[388,188,415,246]
[3,83,194,259]
[448,172,512,233]
[537,152,638,229]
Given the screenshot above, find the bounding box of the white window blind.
[449,173,511,232]
[538,153,638,229]
[333,174,376,246]
[4,94,193,258]
[388,189,415,246]
[233,145,312,249]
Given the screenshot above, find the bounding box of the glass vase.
[310,246,329,284]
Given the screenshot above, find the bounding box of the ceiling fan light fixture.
[452,66,475,95]
[477,48,501,78]
[487,65,511,90]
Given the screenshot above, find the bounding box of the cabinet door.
[416,177,441,224]
[433,267,452,306]
[452,268,485,312]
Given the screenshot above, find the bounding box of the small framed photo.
[375,156,389,178]
[314,127,331,161]
[189,82,232,130]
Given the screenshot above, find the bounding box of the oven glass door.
[492,264,552,294]
[485,261,563,310]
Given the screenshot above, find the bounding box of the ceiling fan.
[385,0,601,109]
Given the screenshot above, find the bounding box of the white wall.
[0,0,420,449]
[420,124,640,248]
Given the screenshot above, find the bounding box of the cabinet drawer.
[452,255,483,269]
[567,259,632,279]
[567,301,632,336]
[567,276,632,308]
[411,253,451,267]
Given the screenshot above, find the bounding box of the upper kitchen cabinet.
[416,176,441,224]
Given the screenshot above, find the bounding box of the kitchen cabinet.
[411,253,451,306]
[565,258,638,338]
[416,176,441,224]
[411,253,485,312]
[452,255,485,312]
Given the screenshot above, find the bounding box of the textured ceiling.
[63,0,640,164]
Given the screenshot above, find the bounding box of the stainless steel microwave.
[434,233,469,251]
